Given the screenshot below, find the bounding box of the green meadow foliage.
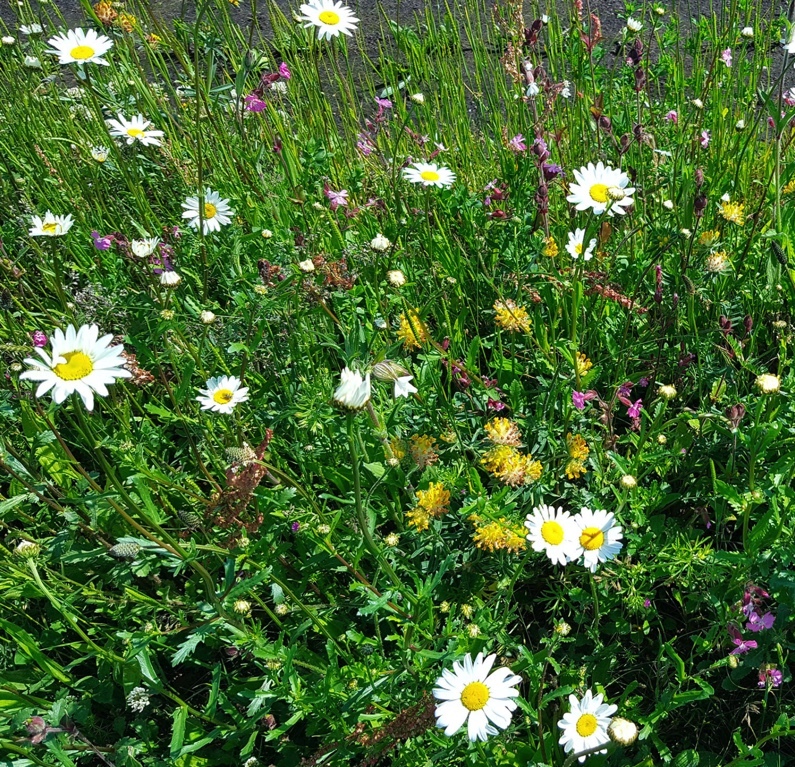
[1,0,795,764]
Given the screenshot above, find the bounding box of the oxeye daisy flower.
[181,189,234,235]
[558,689,617,762]
[567,161,635,216]
[131,237,159,258]
[433,653,522,742]
[299,0,359,40]
[402,162,456,188]
[196,375,249,414]
[46,28,113,65]
[566,228,597,260]
[333,367,371,410]
[524,504,579,565]
[107,114,164,146]
[29,211,74,237]
[19,324,131,411]
[572,508,623,572]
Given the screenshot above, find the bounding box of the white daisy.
[160,270,182,287]
[566,228,597,261]
[433,653,522,742]
[20,24,43,36]
[131,237,159,257]
[299,0,359,40]
[29,211,74,237]
[46,28,113,66]
[333,367,371,410]
[181,189,234,235]
[402,162,456,188]
[566,161,635,216]
[558,689,617,762]
[393,375,417,398]
[626,17,643,32]
[571,507,624,572]
[196,375,249,414]
[524,504,579,566]
[19,324,131,411]
[107,114,164,147]
[90,145,109,162]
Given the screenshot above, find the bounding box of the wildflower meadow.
[2,0,795,764]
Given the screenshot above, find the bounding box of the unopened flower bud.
[608,717,638,745]
[607,186,625,201]
[410,93,425,104]
[200,310,216,324]
[15,540,40,558]
[387,269,406,287]
[275,603,290,616]
[620,474,637,489]
[233,599,252,616]
[659,384,677,400]
[372,359,411,382]
[261,229,273,239]
[371,233,391,251]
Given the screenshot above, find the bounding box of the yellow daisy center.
[127,128,145,138]
[540,520,564,545]
[318,10,340,24]
[42,222,60,235]
[212,389,234,404]
[53,351,93,381]
[589,183,609,203]
[420,170,440,182]
[575,242,583,254]
[580,526,605,551]
[204,202,217,218]
[576,713,598,737]
[460,681,490,711]
[70,45,96,60]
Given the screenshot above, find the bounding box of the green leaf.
[662,642,686,682]
[747,504,782,555]
[169,706,187,759]
[0,618,72,683]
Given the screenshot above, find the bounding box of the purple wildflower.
[278,62,291,79]
[291,521,300,533]
[572,389,597,410]
[324,188,349,211]
[721,48,732,67]
[507,133,526,152]
[700,130,710,148]
[639,377,649,387]
[643,598,651,608]
[31,330,48,348]
[728,624,758,655]
[664,110,678,124]
[487,397,506,412]
[746,611,775,633]
[542,161,565,180]
[627,399,643,419]
[91,231,114,250]
[244,94,267,112]
[759,668,783,687]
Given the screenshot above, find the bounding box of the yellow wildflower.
[783,179,795,195]
[415,482,451,517]
[719,200,745,225]
[406,506,431,531]
[494,299,531,333]
[698,229,720,247]
[484,417,522,446]
[397,309,430,350]
[472,517,527,553]
[575,352,593,377]
[543,237,559,257]
[481,445,517,474]
[115,12,137,32]
[482,445,542,486]
[565,459,587,479]
[567,433,589,461]
[705,251,729,273]
[93,1,117,24]
[409,434,438,469]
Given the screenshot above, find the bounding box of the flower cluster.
[406,482,450,531]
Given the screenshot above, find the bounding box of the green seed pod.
[178,509,202,530]
[108,542,141,560]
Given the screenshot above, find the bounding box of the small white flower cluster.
[126,687,151,713]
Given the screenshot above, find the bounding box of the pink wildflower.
[278,62,291,79]
[746,611,775,633]
[700,130,710,148]
[728,624,758,655]
[721,48,732,67]
[627,399,643,419]
[758,668,783,687]
[507,133,527,152]
[244,94,267,112]
[664,110,678,124]
[324,188,349,211]
[32,330,48,347]
[572,390,597,410]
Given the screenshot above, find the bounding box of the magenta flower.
[728,624,758,654]
[507,133,527,152]
[700,130,710,148]
[278,62,291,79]
[31,330,48,348]
[758,668,783,687]
[244,94,267,112]
[746,611,775,633]
[324,188,349,211]
[643,598,651,608]
[357,133,375,156]
[291,521,300,532]
[487,397,506,412]
[91,230,114,250]
[721,48,732,67]
[664,110,678,124]
[627,399,643,419]
[785,88,795,107]
[572,390,597,410]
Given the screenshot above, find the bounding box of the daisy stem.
[347,414,403,593]
[589,572,600,625]
[563,742,614,767]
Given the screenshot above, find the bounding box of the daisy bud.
[554,621,572,636]
[410,92,425,104]
[200,310,216,324]
[541,14,550,22]
[233,599,252,616]
[653,5,665,14]
[261,229,273,239]
[608,717,639,745]
[298,259,315,272]
[372,360,410,382]
[663,199,674,210]
[275,603,290,616]
[692,98,704,109]
[91,146,109,162]
[620,474,637,489]
[741,26,753,38]
[659,384,677,400]
[607,186,626,201]
[160,270,182,287]
[2,35,16,45]
[626,17,642,32]
[14,540,40,558]
[160,309,175,320]
[756,373,781,394]
[387,269,406,287]
[370,233,391,251]
[384,532,400,546]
